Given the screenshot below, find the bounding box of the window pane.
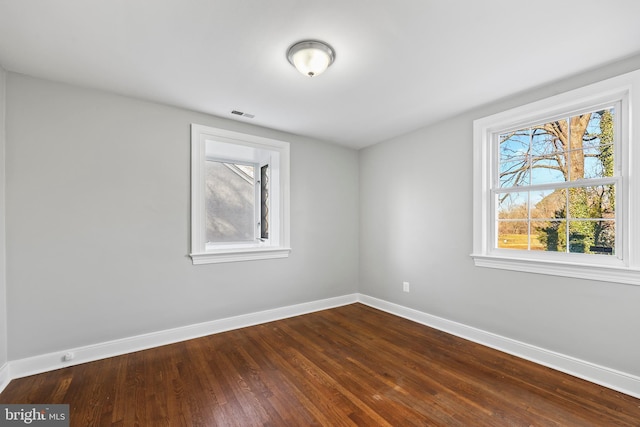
[499,131,529,159]
[205,161,255,243]
[497,221,529,250]
[499,131,529,188]
[568,220,615,255]
[592,220,615,255]
[568,146,615,181]
[569,108,615,181]
[569,185,615,219]
[531,122,565,157]
[582,149,604,179]
[582,107,614,151]
[531,220,565,252]
[530,189,566,219]
[497,192,528,219]
[568,221,589,253]
[499,158,529,188]
[530,157,567,184]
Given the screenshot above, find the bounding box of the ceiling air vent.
[231,110,255,119]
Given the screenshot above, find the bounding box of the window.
[472,70,640,285]
[497,106,617,254]
[190,124,290,264]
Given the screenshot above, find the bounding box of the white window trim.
[472,69,640,285]
[190,124,291,264]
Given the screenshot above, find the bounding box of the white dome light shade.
[287,40,335,77]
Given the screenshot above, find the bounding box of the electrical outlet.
[403,281,410,292]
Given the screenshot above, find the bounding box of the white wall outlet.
[403,281,410,292]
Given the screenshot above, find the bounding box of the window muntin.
[494,106,618,257]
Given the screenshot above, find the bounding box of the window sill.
[191,247,291,265]
[470,254,640,286]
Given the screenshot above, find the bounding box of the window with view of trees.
[497,107,617,255]
[472,69,640,285]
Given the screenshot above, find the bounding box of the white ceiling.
[1,1,640,149]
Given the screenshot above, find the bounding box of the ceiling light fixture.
[287,40,335,77]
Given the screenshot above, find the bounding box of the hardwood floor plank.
[1,303,639,426]
[243,330,346,426]
[245,327,365,427]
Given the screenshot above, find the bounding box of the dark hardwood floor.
[1,303,639,426]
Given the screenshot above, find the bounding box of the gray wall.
[0,66,7,369]
[359,55,640,377]
[5,54,640,381]
[5,73,359,360]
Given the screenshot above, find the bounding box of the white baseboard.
[7,294,358,386]
[358,294,640,399]
[2,292,639,401]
